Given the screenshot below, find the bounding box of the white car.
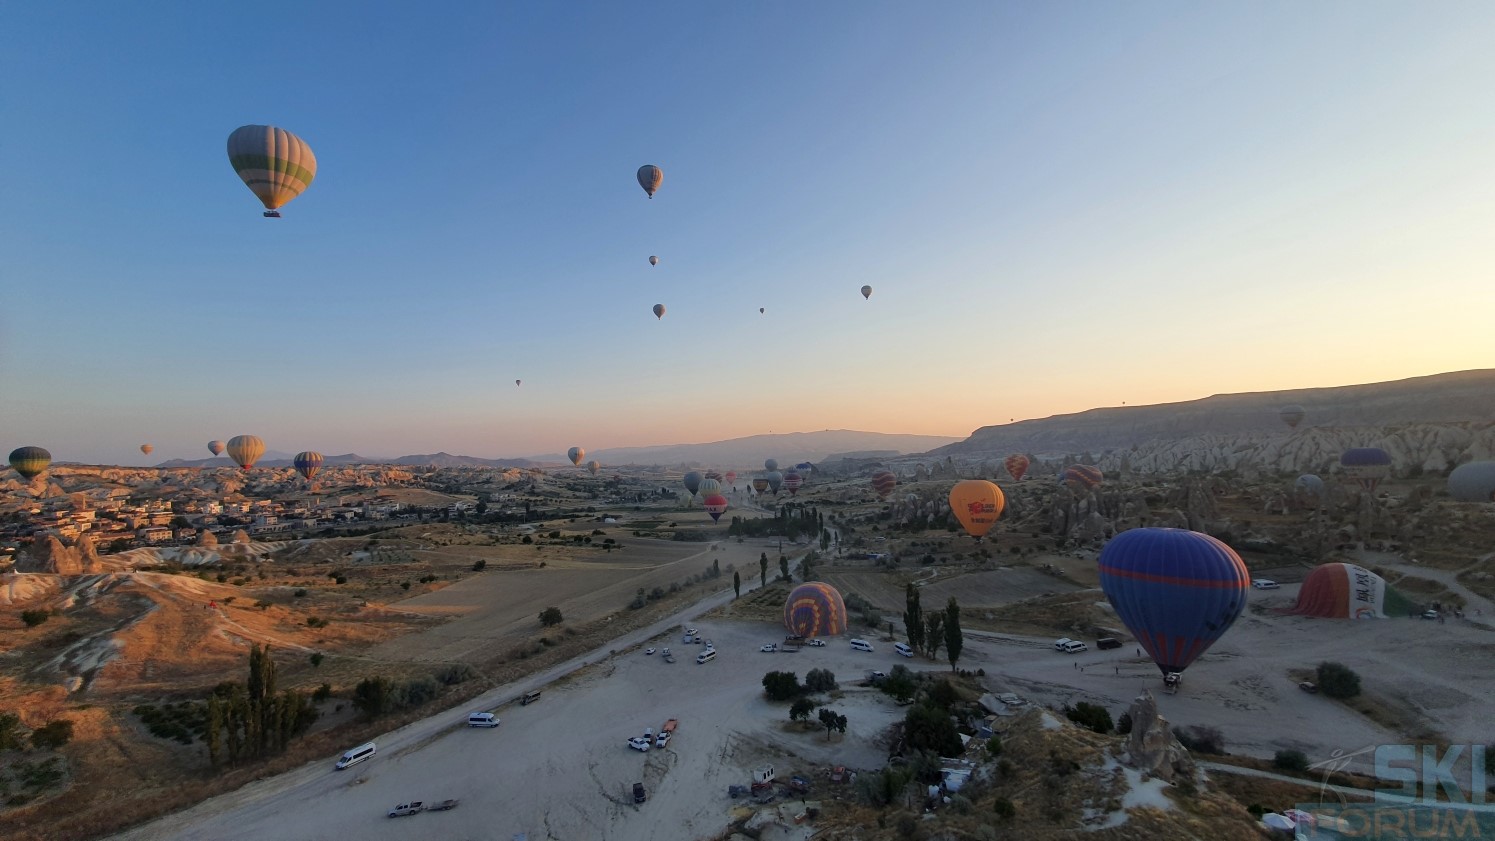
[1251,579,1279,590]
[807,639,825,647]
[627,736,651,752]
[685,627,698,636]
[760,643,777,653]
[654,731,671,749]
[644,647,656,655]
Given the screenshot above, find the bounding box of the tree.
[206,696,223,766]
[20,610,48,627]
[1064,702,1113,734]
[800,553,814,581]
[761,671,802,701]
[925,611,945,660]
[903,703,962,755]
[31,720,74,750]
[476,500,488,514]
[733,570,741,599]
[0,712,21,751]
[904,583,924,654]
[804,668,838,692]
[944,597,963,671]
[539,606,563,627]
[818,707,847,741]
[779,555,790,582]
[1316,661,1361,699]
[1274,749,1309,772]
[760,553,768,588]
[353,676,391,719]
[880,666,917,704]
[789,697,816,722]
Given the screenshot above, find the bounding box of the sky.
[3,1,1494,465]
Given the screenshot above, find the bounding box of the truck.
[751,765,776,792]
[387,802,425,818]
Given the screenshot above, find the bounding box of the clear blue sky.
[4,1,1493,464]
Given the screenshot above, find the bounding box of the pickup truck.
[387,802,424,818]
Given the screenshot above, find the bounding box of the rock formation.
[1120,690,1194,783]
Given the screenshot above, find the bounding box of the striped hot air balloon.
[9,446,51,480]
[568,447,585,466]
[871,469,897,499]
[225,435,265,470]
[1061,465,1103,493]
[1099,528,1249,675]
[703,494,729,523]
[782,471,804,496]
[293,451,324,480]
[637,165,663,198]
[752,477,770,494]
[698,478,722,497]
[1340,448,1391,491]
[784,582,847,638]
[227,125,317,218]
[1004,454,1029,481]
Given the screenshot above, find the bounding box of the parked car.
[633,782,647,803]
[1299,681,1318,693]
[627,736,651,752]
[466,712,499,727]
[387,802,425,818]
[685,628,698,636]
[1096,637,1122,650]
[760,643,777,653]
[1421,609,1439,620]
[644,647,655,655]
[807,638,825,647]
[655,731,671,748]
[1252,579,1280,590]
[893,642,914,657]
[1059,640,1089,653]
[520,690,541,705]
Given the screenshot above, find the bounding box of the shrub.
[985,736,1002,757]
[472,560,487,571]
[333,574,347,585]
[20,610,48,627]
[522,535,533,544]
[1174,725,1225,755]
[1273,749,1309,772]
[539,607,563,627]
[1117,712,1133,735]
[293,588,307,598]
[401,581,411,590]
[1064,702,1113,734]
[30,720,74,750]
[309,652,324,667]
[804,668,838,693]
[313,683,332,701]
[1316,661,1361,699]
[993,797,1015,819]
[762,671,802,701]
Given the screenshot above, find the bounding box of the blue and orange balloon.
[1098,528,1249,675]
[294,451,324,480]
[784,582,847,638]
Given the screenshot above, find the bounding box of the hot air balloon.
[949,479,1005,539]
[784,582,848,638]
[703,493,729,523]
[294,451,324,480]
[759,307,765,314]
[653,303,666,319]
[724,471,738,487]
[1061,465,1104,493]
[208,440,225,456]
[1280,405,1306,430]
[765,471,783,494]
[1339,448,1391,491]
[9,446,51,480]
[1293,474,1325,506]
[764,459,778,471]
[782,471,804,496]
[516,379,522,387]
[752,477,770,494]
[226,125,317,218]
[587,460,601,476]
[1289,562,1413,619]
[1004,454,1029,482]
[860,285,872,300]
[1098,528,1249,676]
[683,471,703,496]
[795,462,812,473]
[699,478,722,497]
[568,447,585,466]
[649,256,659,266]
[226,435,265,470]
[637,165,663,198]
[140,444,154,456]
[704,470,723,482]
[1448,461,1495,502]
[871,469,897,499]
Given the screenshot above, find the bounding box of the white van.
[695,649,717,664]
[1251,579,1279,590]
[849,639,874,652]
[467,712,499,727]
[1059,640,1089,654]
[335,741,376,769]
[893,642,914,658]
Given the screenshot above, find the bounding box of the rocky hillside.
[935,370,1495,469]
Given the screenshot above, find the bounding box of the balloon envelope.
[703,493,729,523]
[1098,528,1249,674]
[1004,454,1029,482]
[637,165,663,197]
[759,307,765,314]
[784,582,848,638]
[653,303,666,319]
[724,471,738,486]
[699,478,722,497]
[860,285,872,299]
[649,256,659,266]
[1448,461,1495,502]
[1280,405,1306,429]
[208,440,225,456]
[765,471,783,493]
[140,444,154,455]
[752,477,770,494]
[949,479,1005,538]
[683,471,703,495]
[1339,448,1391,491]
[1294,474,1325,503]
[294,451,324,480]
[568,447,585,466]
[227,125,317,214]
[9,446,51,480]
[1061,465,1104,493]
[782,471,804,495]
[1289,562,1412,619]
[226,435,265,470]
[871,469,897,500]
[764,459,778,471]
[587,460,601,475]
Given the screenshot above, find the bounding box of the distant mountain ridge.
[933,369,1495,460]
[155,452,537,469]
[563,430,962,468]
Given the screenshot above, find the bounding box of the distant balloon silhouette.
[1280,405,1306,430]
[683,471,703,496]
[765,471,783,494]
[1294,474,1325,505]
[516,379,522,387]
[1004,454,1029,482]
[653,303,666,319]
[140,444,154,456]
[587,460,601,475]
[764,459,778,471]
[649,256,659,266]
[208,440,225,456]
[759,307,765,314]
[637,165,663,198]
[9,446,51,480]
[871,469,897,500]
[226,435,265,470]
[860,285,872,300]
[568,447,585,466]
[294,451,323,480]
[724,471,738,486]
